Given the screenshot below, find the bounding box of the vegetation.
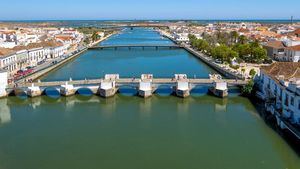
[188,31,268,64]
[77,27,105,34]
[249,69,257,78]
[241,80,254,96]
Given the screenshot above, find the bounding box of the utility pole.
[291,16,294,25]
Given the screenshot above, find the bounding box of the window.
[298,100,300,110]
[291,97,294,106]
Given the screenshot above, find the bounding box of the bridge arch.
[190,85,210,96]
[10,88,28,99]
[42,87,60,99]
[154,84,174,96]
[118,85,138,96]
[75,87,94,96]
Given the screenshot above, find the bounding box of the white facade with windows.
[259,63,300,137]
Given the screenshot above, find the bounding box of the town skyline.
[1,0,299,20]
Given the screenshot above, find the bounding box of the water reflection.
[1,94,300,168]
[139,97,152,118]
[0,99,11,125]
[214,98,228,112]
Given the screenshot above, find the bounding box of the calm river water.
[0,28,299,169]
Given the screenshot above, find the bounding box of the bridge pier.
[174,74,190,98]
[209,81,228,98]
[208,74,228,98]
[98,74,119,98]
[0,70,8,98]
[138,74,153,98]
[60,82,75,96]
[27,84,42,97]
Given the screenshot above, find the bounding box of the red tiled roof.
[12,41,63,51]
[286,45,300,51]
[294,28,300,35]
[261,62,300,81]
[264,41,286,49]
[0,47,15,57]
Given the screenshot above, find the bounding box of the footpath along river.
[0,28,299,169]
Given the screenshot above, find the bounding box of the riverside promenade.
[159,30,244,79]
[14,33,115,84]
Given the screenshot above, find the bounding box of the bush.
[249,69,256,78]
[230,64,240,70]
[241,80,254,96]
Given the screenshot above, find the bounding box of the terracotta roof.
[12,41,63,51]
[238,28,250,33]
[264,41,286,49]
[261,62,300,81]
[286,45,300,51]
[0,47,15,57]
[55,36,74,41]
[294,29,300,35]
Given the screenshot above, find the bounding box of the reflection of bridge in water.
[88,44,181,50]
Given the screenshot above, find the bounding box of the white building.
[174,33,189,42]
[259,62,300,138]
[28,47,45,66]
[285,45,300,62]
[0,49,18,76]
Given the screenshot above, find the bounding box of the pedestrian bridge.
[6,74,248,98]
[88,44,181,50]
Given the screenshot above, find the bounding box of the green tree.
[83,38,90,45]
[233,44,251,60]
[211,44,231,62]
[241,68,246,75]
[230,31,239,44]
[252,47,267,63]
[249,69,256,78]
[91,32,99,42]
[241,80,254,96]
[238,35,248,44]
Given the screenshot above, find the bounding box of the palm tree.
[238,35,247,44]
[91,32,99,42]
[230,31,239,44]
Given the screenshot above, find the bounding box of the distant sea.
[0,19,299,28]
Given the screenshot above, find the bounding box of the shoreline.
[15,33,115,84]
[159,30,244,79]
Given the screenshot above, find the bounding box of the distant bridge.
[88,44,181,50]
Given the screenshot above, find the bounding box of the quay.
[159,31,244,79]
[14,33,116,84]
[3,74,248,98]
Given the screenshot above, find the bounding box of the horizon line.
[0,18,299,22]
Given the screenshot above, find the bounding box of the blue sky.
[1,0,299,20]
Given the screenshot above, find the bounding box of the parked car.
[214,59,223,64]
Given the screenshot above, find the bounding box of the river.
[0,28,299,169]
